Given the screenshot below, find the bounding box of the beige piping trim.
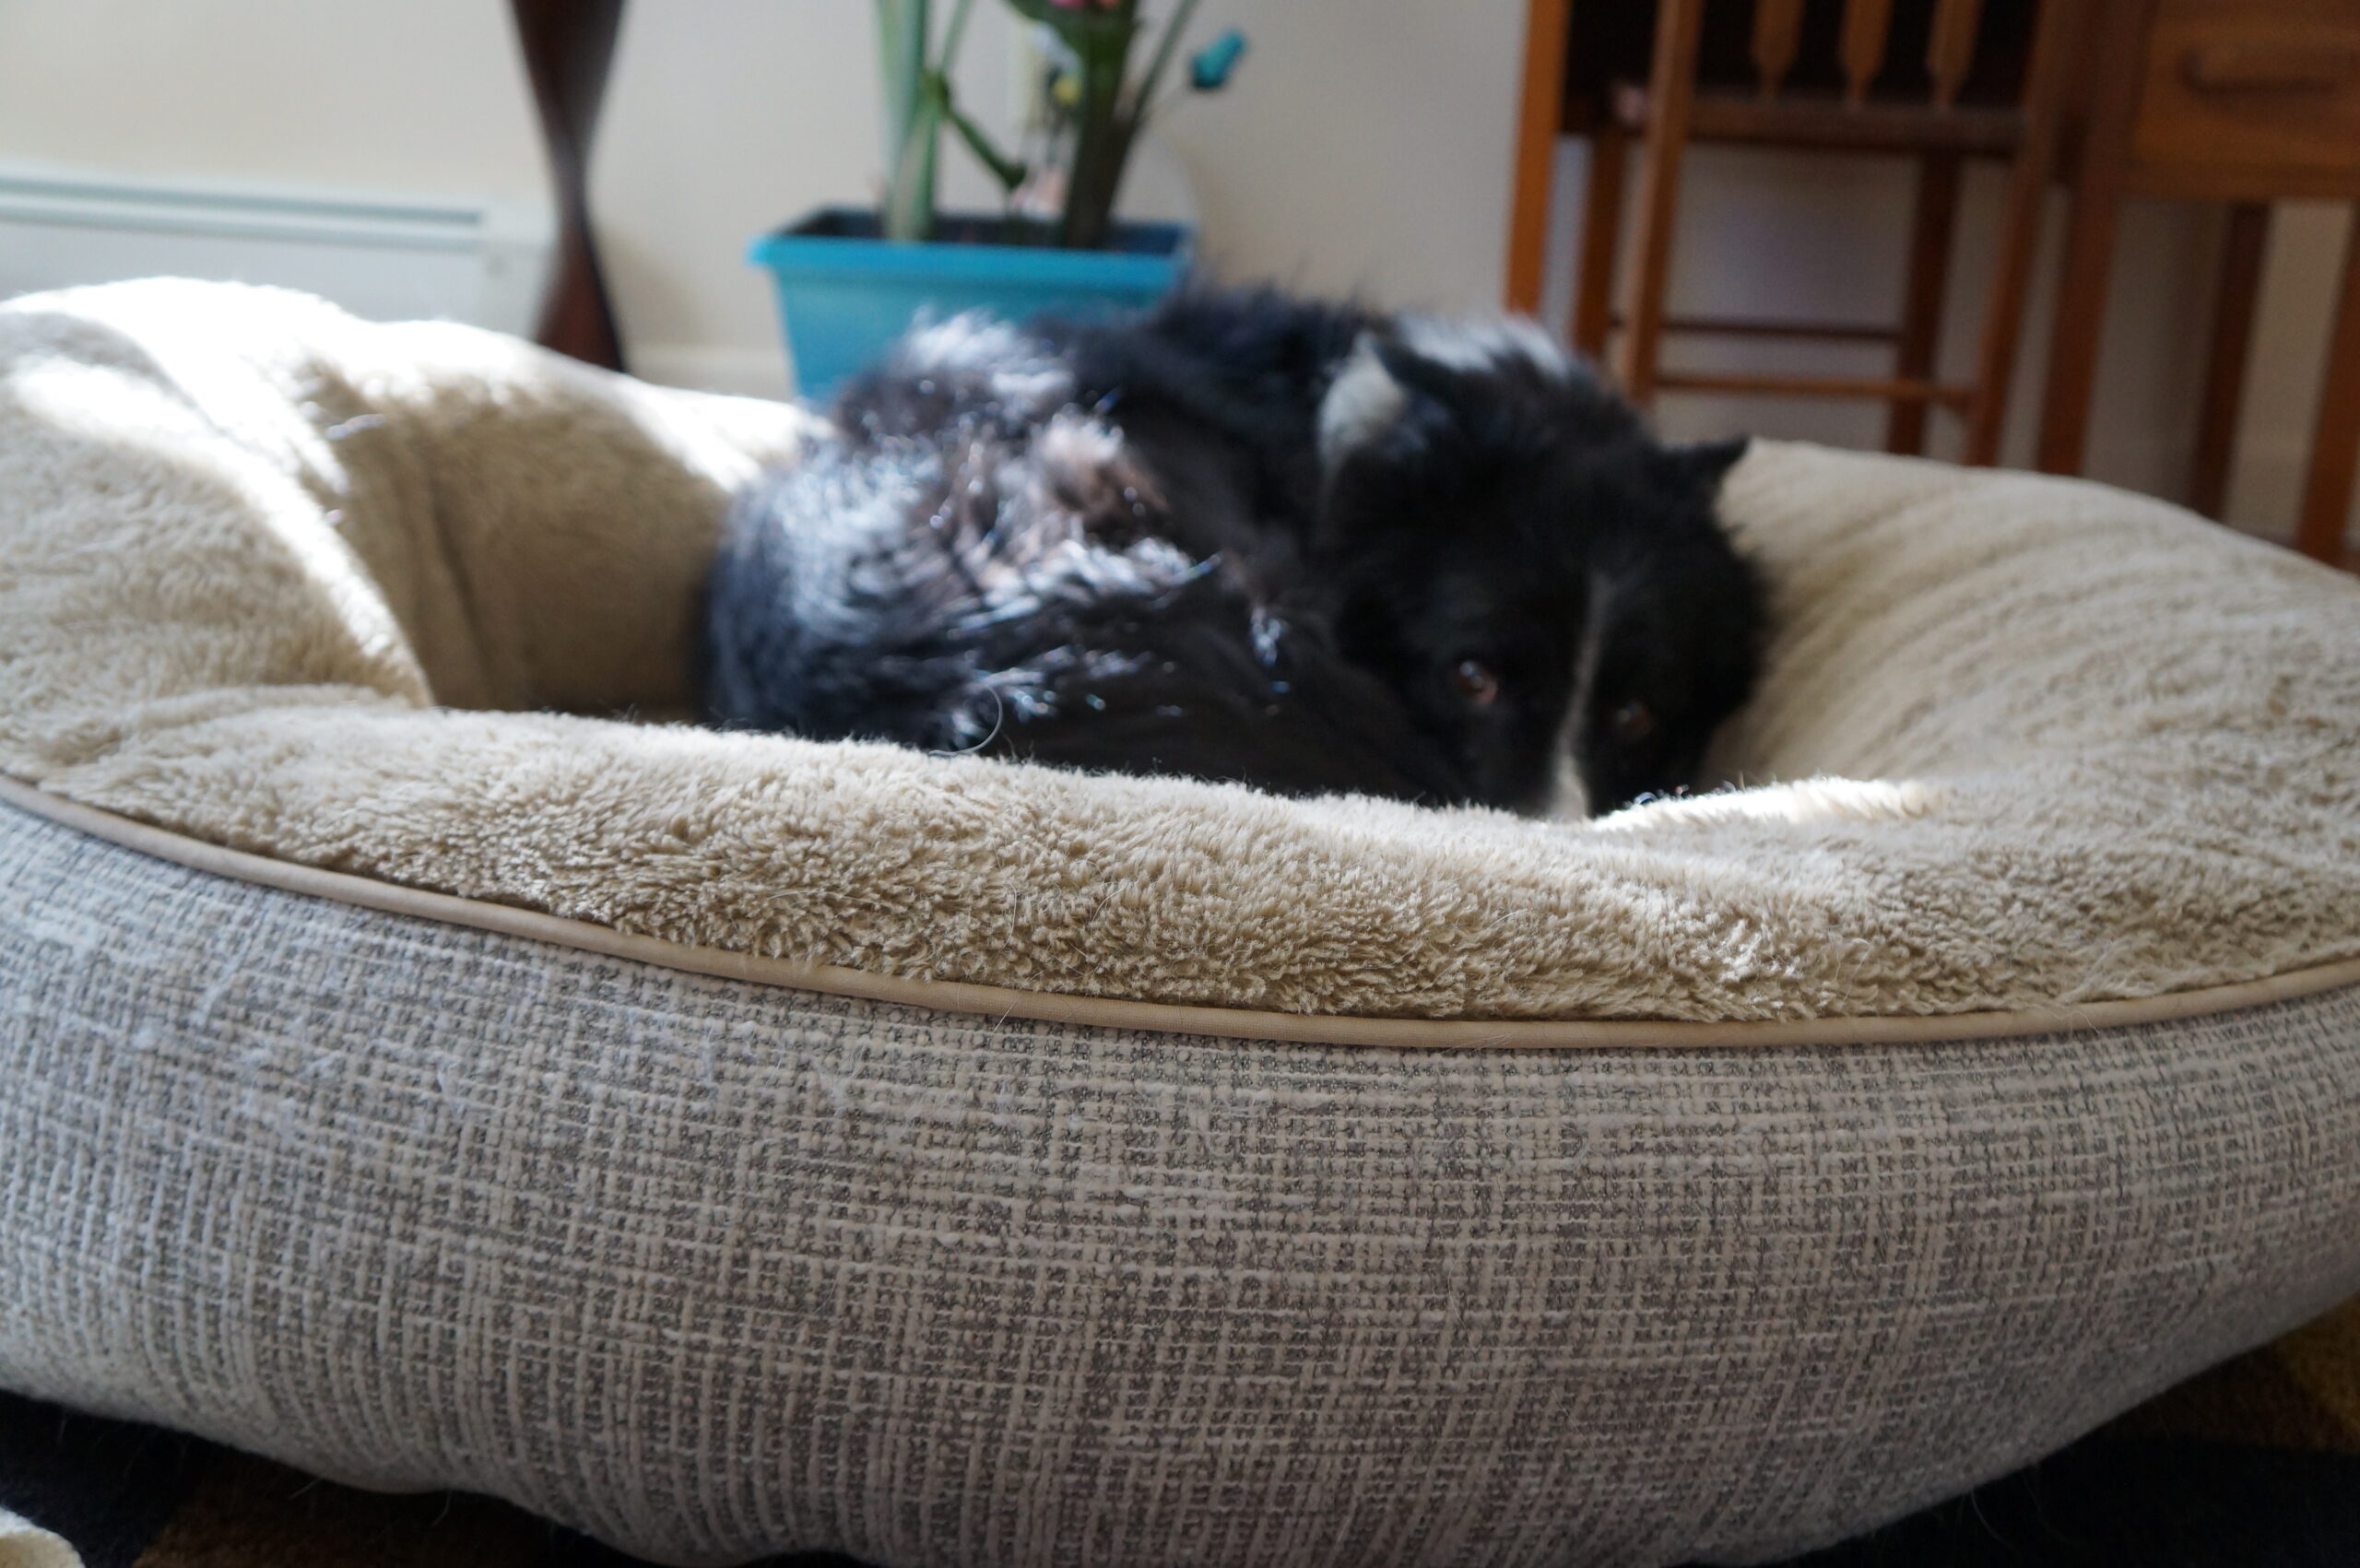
[6,774,2357,1050]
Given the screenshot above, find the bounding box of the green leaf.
[938,76,1029,192]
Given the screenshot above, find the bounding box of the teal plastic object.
[750,207,1193,401]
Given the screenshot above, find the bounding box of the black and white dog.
[703,288,1762,815]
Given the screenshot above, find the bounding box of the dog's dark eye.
[1452,659,1501,708]
[1609,700,1658,742]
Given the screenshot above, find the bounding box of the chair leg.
[2032,0,2146,476]
[2189,203,2271,521]
[2296,206,2360,567]
[2033,168,2126,475]
[1571,123,1626,361]
[1962,0,2082,467]
[1615,0,1706,407]
[1888,152,1961,455]
[1505,0,1573,315]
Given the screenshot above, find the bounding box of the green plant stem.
[877,0,936,240]
[925,0,1019,196]
[1058,5,1138,249]
[1126,0,1200,123]
[937,0,974,71]
[885,91,942,241]
[876,0,926,168]
[940,84,1028,194]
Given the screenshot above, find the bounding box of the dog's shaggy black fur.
[704,288,1762,814]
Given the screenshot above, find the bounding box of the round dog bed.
[2,278,2357,1567]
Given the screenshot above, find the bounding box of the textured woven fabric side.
[6,801,2358,1568]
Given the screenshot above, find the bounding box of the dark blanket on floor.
[4,1299,2355,1568]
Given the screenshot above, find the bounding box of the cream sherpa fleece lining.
[2,278,2356,1023]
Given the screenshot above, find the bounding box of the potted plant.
[751,0,1245,398]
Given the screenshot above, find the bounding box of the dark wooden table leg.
[2189,202,2271,520]
[2033,175,2121,476]
[2296,206,2360,567]
[2035,0,2152,477]
[1960,0,2078,468]
[513,0,628,371]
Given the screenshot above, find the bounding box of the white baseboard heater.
[0,161,554,336]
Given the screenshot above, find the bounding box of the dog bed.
[1,277,2357,1568]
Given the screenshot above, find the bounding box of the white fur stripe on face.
[1550,571,1611,819]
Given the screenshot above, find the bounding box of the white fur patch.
[1397,313,1575,382]
[897,311,1075,414]
[1031,409,1132,498]
[897,312,1035,374]
[1547,572,1611,819]
[1316,333,1410,470]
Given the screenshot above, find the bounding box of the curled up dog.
[703,288,1764,816]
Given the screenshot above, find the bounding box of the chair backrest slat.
[1927,0,1986,108]
[1751,0,1807,99]
[1840,0,1897,105]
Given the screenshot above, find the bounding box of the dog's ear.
[1314,333,1477,553]
[1658,436,1749,496]
[1316,332,1413,476]
[1316,333,1476,496]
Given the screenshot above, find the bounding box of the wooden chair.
[1513,0,2080,464]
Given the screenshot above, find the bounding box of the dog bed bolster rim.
[11,774,2356,1051]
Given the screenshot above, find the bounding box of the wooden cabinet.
[2132,1,2360,197]
[2038,0,2360,565]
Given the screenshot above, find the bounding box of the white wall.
[0,0,1523,394]
[592,0,1524,392]
[0,0,1528,389]
[0,0,549,197]
[1151,2,1522,308]
[0,0,2346,541]
[2224,203,2356,541]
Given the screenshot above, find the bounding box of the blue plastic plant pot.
[750,206,1194,401]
